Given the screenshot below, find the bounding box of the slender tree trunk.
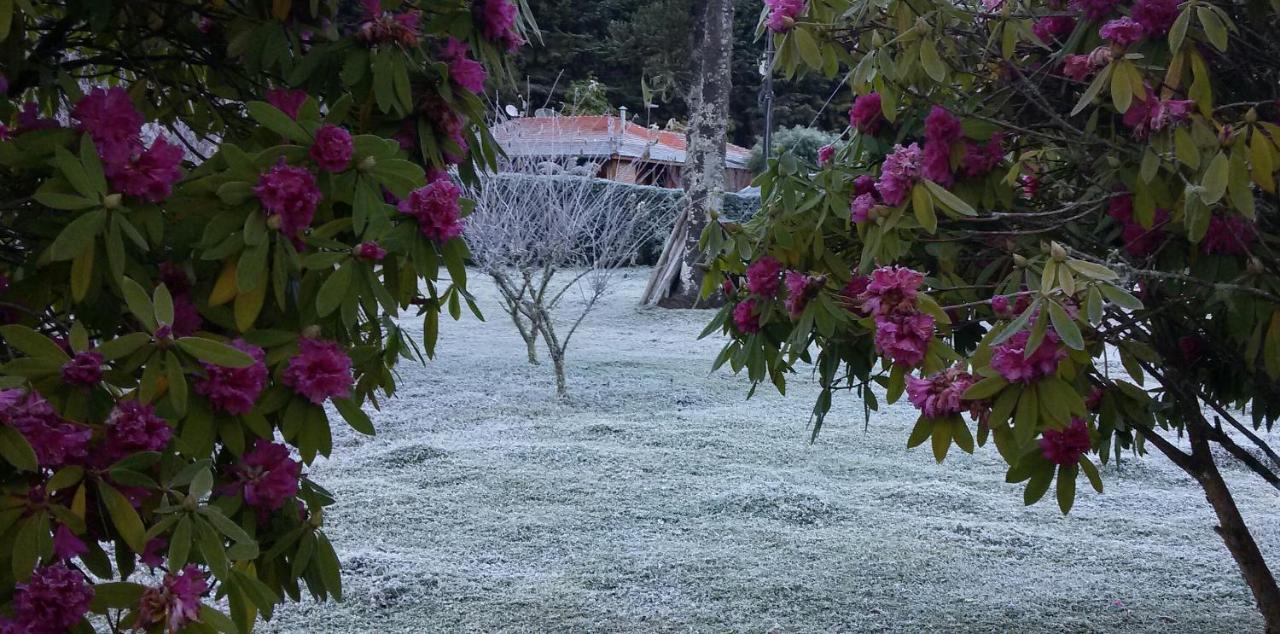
[1186,416,1280,632]
[490,272,540,365]
[642,0,733,308]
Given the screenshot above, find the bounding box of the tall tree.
[641,0,735,307]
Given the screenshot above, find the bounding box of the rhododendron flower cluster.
[104,400,172,461]
[784,271,825,318]
[876,143,922,206]
[442,37,488,95]
[60,351,104,386]
[1100,17,1145,47]
[1070,0,1121,20]
[745,256,784,297]
[52,525,88,561]
[255,161,323,237]
[1123,89,1195,138]
[851,193,876,224]
[136,565,209,633]
[0,564,94,633]
[860,266,924,316]
[907,365,975,419]
[73,87,184,203]
[849,93,883,135]
[1032,15,1076,43]
[475,0,523,51]
[990,330,1067,383]
[265,88,307,120]
[817,144,835,166]
[423,97,470,164]
[356,0,422,48]
[874,312,935,367]
[765,0,807,32]
[355,241,388,261]
[398,173,465,242]
[0,389,91,467]
[1201,213,1257,256]
[962,133,1005,178]
[1040,418,1092,465]
[732,298,763,334]
[282,338,353,404]
[234,439,302,511]
[923,106,963,186]
[309,124,353,173]
[1107,193,1170,257]
[1062,47,1112,82]
[196,340,268,415]
[1131,0,1180,35]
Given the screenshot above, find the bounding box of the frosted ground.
[262,269,1280,633]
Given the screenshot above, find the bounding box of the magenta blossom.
[104,138,185,203]
[745,256,784,297]
[1040,418,1092,465]
[1122,89,1195,137]
[1032,15,1076,43]
[1100,17,1145,47]
[52,525,88,561]
[1201,213,1256,256]
[72,87,143,156]
[309,124,353,173]
[475,0,523,51]
[990,330,1067,383]
[105,400,172,461]
[235,439,302,511]
[172,293,202,337]
[784,271,825,318]
[255,162,322,237]
[136,565,209,634]
[907,365,975,419]
[765,0,807,32]
[853,174,876,196]
[1070,0,1121,20]
[876,143,922,206]
[442,38,488,95]
[266,89,308,120]
[849,93,884,135]
[195,339,267,416]
[357,3,423,48]
[817,144,835,166]
[141,538,168,569]
[282,338,353,404]
[398,175,465,242]
[61,351,104,387]
[990,295,1014,318]
[874,312,934,367]
[851,193,876,224]
[962,133,1005,178]
[732,298,763,334]
[860,266,925,316]
[355,242,388,262]
[4,564,94,634]
[842,275,871,312]
[0,389,91,468]
[923,106,963,186]
[1132,0,1179,35]
[17,102,60,134]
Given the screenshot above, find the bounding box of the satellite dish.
[504,104,520,118]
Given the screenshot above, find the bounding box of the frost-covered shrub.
[0,1,528,631]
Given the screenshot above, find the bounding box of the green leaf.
[97,333,151,360]
[964,376,1008,401]
[333,398,375,435]
[923,179,977,216]
[245,101,310,143]
[1110,61,1133,113]
[314,532,343,600]
[49,209,105,261]
[1056,464,1079,513]
[1024,466,1053,505]
[154,284,175,326]
[89,582,147,612]
[0,324,70,361]
[198,605,240,634]
[911,183,937,233]
[1065,259,1118,281]
[919,38,946,82]
[1047,301,1084,350]
[1196,6,1228,51]
[1080,457,1104,493]
[176,337,255,368]
[1099,284,1143,310]
[120,276,157,330]
[931,419,951,463]
[316,261,353,317]
[1168,8,1190,52]
[80,135,107,194]
[56,146,97,199]
[165,350,188,415]
[0,426,38,471]
[793,27,823,69]
[1201,151,1229,204]
[99,482,147,552]
[168,516,192,570]
[1071,65,1112,117]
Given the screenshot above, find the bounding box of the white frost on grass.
[261,269,1280,633]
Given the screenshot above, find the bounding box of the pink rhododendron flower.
[266,88,307,120]
[357,1,423,48]
[784,271,825,318]
[907,365,975,419]
[425,98,470,164]
[61,351,104,387]
[991,295,1013,318]
[0,389,91,468]
[1201,213,1256,256]
[1108,193,1170,256]
[1085,387,1105,410]
[990,330,1067,383]
[745,256,784,297]
[923,106,963,186]
[442,38,488,95]
[851,193,876,224]
[73,87,143,156]
[874,312,934,367]
[849,93,883,135]
[1040,418,1092,465]
[842,275,871,313]
[732,298,762,334]
[1132,0,1180,35]
[141,538,167,569]
[853,174,876,196]
[309,124,353,173]
[136,565,209,634]
[817,144,835,166]
[282,338,353,404]
[876,143,922,206]
[255,162,322,237]
[1032,15,1076,43]
[104,138,185,203]
[1062,55,1093,82]
[355,241,388,262]
[52,525,87,561]
[172,293,202,337]
[195,339,268,416]
[235,439,302,511]
[3,564,94,634]
[1100,17,1145,47]
[398,176,465,242]
[475,0,523,51]
[860,266,925,316]
[962,132,1005,178]
[105,400,172,461]
[1070,0,1121,20]
[1122,89,1194,137]
[17,102,60,134]
[765,0,807,32]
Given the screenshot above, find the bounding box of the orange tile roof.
[491,115,752,169]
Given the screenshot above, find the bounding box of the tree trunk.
[642,0,733,308]
[1186,417,1280,632]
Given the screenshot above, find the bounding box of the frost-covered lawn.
[262,269,1279,633]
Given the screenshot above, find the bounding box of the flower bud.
[1013,254,1028,268]
[1245,108,1258,124]
[266,214,283,230]
[1248,257,1264,275]
[103,193,122,209]
[1050,241,1068,262]
[358,156,377,172]
[300,325,322,339]
[1220,124,1236,148]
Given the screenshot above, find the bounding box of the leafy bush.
[707,0,1280,626]
[0,1,528,631]
[746,125,841,173]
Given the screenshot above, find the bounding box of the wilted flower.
[355,242,388,262]
[1032,15,1076,43]
[923,106,963,187]
[732,298,763,334]
[907,365,975,419]
[1201,213,1256,256]
[1100,17,1145,47]
[860,266,925,316]
[1070,0,1121,21]
[475,0,523,51]
[851,193,876,224]
[266,88,308,120]
[1132,0,1180,35]
[0,389,91,468]
[442,38,488,95]
[72,87,143,156]
[990,330,1067,383]
[784,271,825,318]
[817,144,835,166]
[765,0,807,32]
